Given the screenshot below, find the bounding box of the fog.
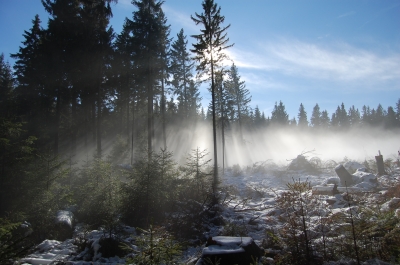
[160,122,400,167]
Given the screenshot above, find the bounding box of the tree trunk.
[92,96,96,146]
[126,75,130,143]
[148,68,153,161]
[161,71,166,149]
[219,81,225,174]
[54,86,61,156]
[210,53,218,201]
[131,92,135,165]
[96,79,102,158]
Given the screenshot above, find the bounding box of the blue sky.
[1,0,399,120]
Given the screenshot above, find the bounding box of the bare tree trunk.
[54,86,61,156]
[161,71,166,149]
[126,76,130,143]
[219,80,225,174]
[148,68,153,161]
[92,97,96,147]
[131,92,135,165]
[210,53,218,201]
[96,80,102,158]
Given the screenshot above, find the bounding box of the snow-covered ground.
[16,156,400,265]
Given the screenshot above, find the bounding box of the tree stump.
[375,154,385,175]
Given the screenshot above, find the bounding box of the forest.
[1,0,400,264]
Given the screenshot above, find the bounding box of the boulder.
[334,164,355,186]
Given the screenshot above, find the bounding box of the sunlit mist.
[157,121,400,167]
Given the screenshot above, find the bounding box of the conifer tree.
[331,112,339,127]
[384,106,397,129]
[271,100,289,126]
[186,80,202,118]
[320,110,330,128]
[41,0,81,155]
[191,0,233,198]
[395,99,400,126]
[310,103,321,128]
[254,106,262,127]
[130,0,170,158]
[361,105,371,126]
[372,104,385,127]
[297,103,308,128]
[348,105,361,128]
[224,63,250,141]
[289,117,297,127]
[40,0,115,156]
[114,19,135,143]
[170,29,194,118]
[337,103,349,128]
[11,15,45,125]
[0,54,14,118]
[214,70,228,173]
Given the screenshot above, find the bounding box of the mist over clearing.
[152,123,400,167]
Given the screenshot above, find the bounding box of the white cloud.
[228,38,400,85]
[163,5,198,33]
[268,40,400,82]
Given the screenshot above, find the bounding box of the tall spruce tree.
[191,0,233,196]
[338,103,349,128]
[310,103,321,128]
[362,105,371,126]
[130,0,170,158]
[214,70,228,173]
[297,103,308,128]
[41,0,81,155]
[395,99,400,127]
[186,80,202,118]
[320,110,330,128]
[373,104,385,127]
[385,106,397,129]
[40,0,115,156]
[271,101,289,126]
[11,15,45,123]
[224,63,250,141]
[0,54,14,118]
[348,105,361,128]
[170,29,194,119]
[114,19,135,144]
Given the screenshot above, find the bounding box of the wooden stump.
[375,154,385,175]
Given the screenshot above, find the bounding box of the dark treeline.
[1,0,400,261]
[254,100,400,130]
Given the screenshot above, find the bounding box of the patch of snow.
[56,210,74,228]
[343,161,364,173]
